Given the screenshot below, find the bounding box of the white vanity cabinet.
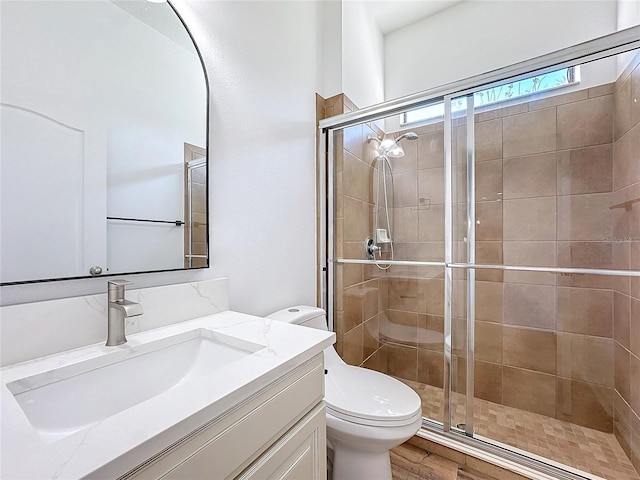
[122,354,326,480]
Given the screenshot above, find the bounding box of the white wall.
[385,0,619,102]
[342,1,385,109]
[618,0,640,30]
[1,1,322,318]
[146,0,322,316]
[617,0,640,74]
[318,0,343,99]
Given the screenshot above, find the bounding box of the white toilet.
[266,305,422,480]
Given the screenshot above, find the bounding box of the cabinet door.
[238,403,326,480]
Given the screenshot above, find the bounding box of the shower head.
[395,132,418,143]
[369,132,418,159]
[377,131,419,158]
[379,138,403,157]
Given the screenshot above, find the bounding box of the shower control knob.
[364,237,381,259]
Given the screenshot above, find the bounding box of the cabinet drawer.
[126,354,324,480]
[237,403,326,480]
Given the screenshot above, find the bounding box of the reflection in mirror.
[184,143,208,268]
[0,0,208,284]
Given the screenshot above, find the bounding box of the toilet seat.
[325,365,422,428]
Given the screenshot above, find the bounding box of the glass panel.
[330,110,447,426]
[449,94,472,433]
[462,48,640,479]
[449,269,468,432]
[470,267,639,480]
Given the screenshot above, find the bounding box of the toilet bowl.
[266,306,422,480]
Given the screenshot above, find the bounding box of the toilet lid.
[325,365,421,426]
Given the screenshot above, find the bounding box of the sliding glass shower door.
[329,117,448,428]
[447,51,640,480]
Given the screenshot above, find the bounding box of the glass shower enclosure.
[320,28,640,480]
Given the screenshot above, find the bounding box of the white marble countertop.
[0,310,335,479]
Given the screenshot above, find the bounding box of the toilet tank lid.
[266,305,326,324]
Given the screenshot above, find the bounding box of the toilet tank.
[266,305,328,331]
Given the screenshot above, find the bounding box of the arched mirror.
[0,0,208,285]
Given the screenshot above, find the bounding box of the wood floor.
[391,443,496,480]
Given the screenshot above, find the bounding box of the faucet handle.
[107,279,134,302]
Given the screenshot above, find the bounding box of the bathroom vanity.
[125,354,326,480]
[0,303,334,479]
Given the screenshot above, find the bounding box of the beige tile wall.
[612,53,640,473]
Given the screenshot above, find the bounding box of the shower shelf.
[410,198,432,210]
[609,197,640,211]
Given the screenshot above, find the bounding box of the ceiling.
[366,0,464,35]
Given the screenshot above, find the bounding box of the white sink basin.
[6,328,263,439]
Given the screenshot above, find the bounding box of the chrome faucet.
[106,280,143,346]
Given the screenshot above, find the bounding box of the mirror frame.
[0,0,209,286]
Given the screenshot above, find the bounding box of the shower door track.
[417,422,600,480]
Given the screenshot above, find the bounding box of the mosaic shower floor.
[403,380,639,480]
